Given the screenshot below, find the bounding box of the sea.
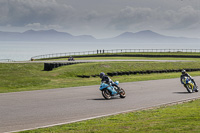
[0,41,199,61]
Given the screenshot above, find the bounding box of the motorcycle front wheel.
[119,88,126,98]
[102,89,111,100]
[185,84,193,93]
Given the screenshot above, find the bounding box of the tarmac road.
[1,77,200,133]
[2,59,193,63]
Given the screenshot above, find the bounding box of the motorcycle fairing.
[99,82,117,95]
[181,76,195,90]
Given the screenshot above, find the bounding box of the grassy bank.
[1,61,200,93]
[20,99,200,133]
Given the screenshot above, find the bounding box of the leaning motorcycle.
[99,81,126,100]
[181,76,198,93]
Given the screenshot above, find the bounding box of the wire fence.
[0,59,15,62]
[31,49,200,60]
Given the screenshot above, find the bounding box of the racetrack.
[1,77,200,133]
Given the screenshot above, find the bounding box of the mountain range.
[0,29,199,43]
[0,29,95,42]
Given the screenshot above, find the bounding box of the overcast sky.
[0,0,200,38]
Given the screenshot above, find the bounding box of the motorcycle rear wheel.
[102,89,111,100]
[194,85,198,92]
[119,88,126,98]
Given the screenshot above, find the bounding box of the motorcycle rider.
[180,69,197,87]
[100,72,111,84]
[100,72,121,92]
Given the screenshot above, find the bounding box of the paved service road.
[3,59,193,63]
[1,77,200,133]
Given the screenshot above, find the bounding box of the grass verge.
[19,99,200,133]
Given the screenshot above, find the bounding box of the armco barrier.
[31,49,200,60]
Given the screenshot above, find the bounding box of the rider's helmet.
[100,72,105,78]
[182,69,186,74]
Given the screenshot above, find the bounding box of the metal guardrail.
[0,59,15,62]
[31,49,200,60]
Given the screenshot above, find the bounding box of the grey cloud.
[84,11,100,21]
[0,0,199,38]
[168,6,200,30]
[0,0,74,26]
[108,6,158,30]
[0,0,109,32]
[108,5,200,31]
[25,23,62,30]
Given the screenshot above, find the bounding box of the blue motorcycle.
[99,81,126,100]
[181,76,198,93]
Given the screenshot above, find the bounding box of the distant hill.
[115,30,164,39]
[0,29,199,43]
[0,29,96,42]
[106,30,200,43]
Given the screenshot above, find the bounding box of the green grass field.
[1,61,200,93]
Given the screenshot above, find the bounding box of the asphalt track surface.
[1,77,200,133]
